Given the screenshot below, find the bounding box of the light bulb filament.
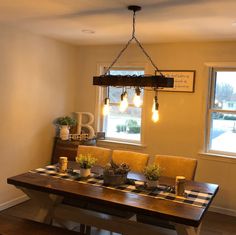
[133,87,142,107]
[152,95,159,122]
[120,91,128,112]
[103,98,110,116]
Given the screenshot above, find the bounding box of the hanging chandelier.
[93,5,174,122]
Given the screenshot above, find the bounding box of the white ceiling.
[1,0,236,45]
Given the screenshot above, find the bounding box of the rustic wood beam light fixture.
[93,5,174,122]
[93,5,174,88]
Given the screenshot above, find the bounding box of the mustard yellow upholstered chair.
[111,150,149,173]
[136,154,198,230]
[71,145,112,233]
[77,145,112,167]
[86,149,149,225]
[153,154,197,180]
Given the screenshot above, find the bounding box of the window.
[207,68,236,155]
[101,67,144,143]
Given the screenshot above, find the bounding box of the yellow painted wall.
[1,27,235,214]
[0,27,78,205]
[76,42,236,213]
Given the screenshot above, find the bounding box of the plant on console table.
[54,116,77,140]
[103,161,130,186]
[143,164,161,188]
[76,154,97,178]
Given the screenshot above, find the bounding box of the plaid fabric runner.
[30,165,213,208]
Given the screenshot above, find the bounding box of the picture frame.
[159,70,196,92]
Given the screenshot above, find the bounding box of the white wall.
[76,42,236,214]
[0,26,78,205]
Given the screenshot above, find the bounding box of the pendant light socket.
[128,5,142,12]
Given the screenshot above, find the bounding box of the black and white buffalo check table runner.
[30,165,213,208]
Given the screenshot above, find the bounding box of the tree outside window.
[207,69,236,154]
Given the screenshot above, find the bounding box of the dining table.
[7,161,219,235]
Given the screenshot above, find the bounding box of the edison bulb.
[103,104,109,116]
[133,94,142,107]
[152,110,159,122]
[103,98,110,116]
[152,100,155,112]
[119,97,128,112]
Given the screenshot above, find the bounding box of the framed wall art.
[159,70,196,92]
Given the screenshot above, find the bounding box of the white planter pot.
[146,180,159,188]
[80,168,91,178]
[60,125,70,140]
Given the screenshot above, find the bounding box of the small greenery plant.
[143,164,161,181]
[76,154,97,169]
[54,116,77,127]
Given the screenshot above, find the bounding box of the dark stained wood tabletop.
[7,163,219,228]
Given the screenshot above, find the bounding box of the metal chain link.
[103,8,163,76]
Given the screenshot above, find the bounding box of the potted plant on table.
[76,154,97,177]
[54,116,77,140]
[103,161,130,186]
[143,164,161,188]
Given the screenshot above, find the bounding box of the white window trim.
[199,152,236,164]
[205,63,236,157]
[97,139,147,150]
[94,62,148,147]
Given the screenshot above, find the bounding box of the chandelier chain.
[132,11,136,37]
[133,36,163,77]
[103,8,164,77]
[103,37,133,75]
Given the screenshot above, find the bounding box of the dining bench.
[0,214,81,235]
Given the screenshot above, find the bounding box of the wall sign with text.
[159,70,195,92]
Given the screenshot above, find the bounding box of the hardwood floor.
[200,211,236,235]
[2,200,236,235]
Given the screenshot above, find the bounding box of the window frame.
[206,67,236,156]
[97,66,146,145]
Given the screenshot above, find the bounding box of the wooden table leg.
[175,223,202,235]
[20,187,63,224]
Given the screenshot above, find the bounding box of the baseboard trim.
[0,195,29,211]
[209,205,236,217]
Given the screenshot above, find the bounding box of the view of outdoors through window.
[209,71,236,154]
[103,69,144,142]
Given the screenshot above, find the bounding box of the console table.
[51,138,96,164]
